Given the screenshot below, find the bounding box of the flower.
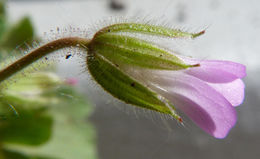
[86,23,246,138]
[123,57,246,138]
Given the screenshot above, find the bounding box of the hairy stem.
[0,37,90,83]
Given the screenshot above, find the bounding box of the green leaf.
[0,0,6,40]
[0,16,34,49]
[95,23,205,39]
[87,54,181,120]
[0,0,5,16]
[0,85,97,159]
[0,73,58,146]
[91,34,197,70]
[1,149,54,159]
[0,102,53,146]
[4,86,98,159]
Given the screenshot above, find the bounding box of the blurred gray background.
[7,0,260,158]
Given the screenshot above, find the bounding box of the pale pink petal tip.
[185,59,246,83]
[209,79,245,107]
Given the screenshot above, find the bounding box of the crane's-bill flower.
[123,59,246,138]
[86,23,246,138]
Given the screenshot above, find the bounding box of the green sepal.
[95,23,204,39]
[91,34,196,70]
[87,54,180,119]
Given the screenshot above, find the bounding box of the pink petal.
[208,79,245,107]
[147,72,237,138]
[183,59,246,83]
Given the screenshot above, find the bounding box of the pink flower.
[127,58,246,138]
[83,22,246,138]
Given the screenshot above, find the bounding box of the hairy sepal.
[87,54,180,120]
[90,34,195,70]
[95,23,204,39]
